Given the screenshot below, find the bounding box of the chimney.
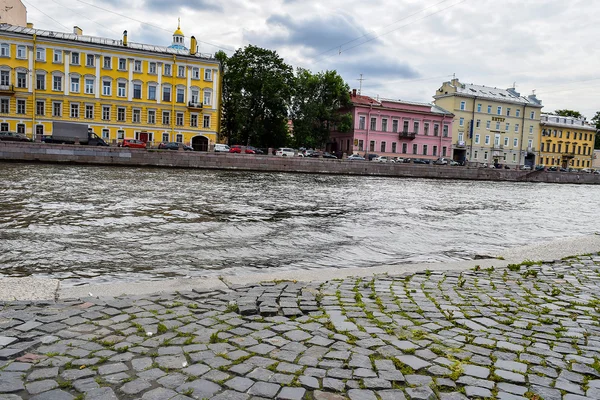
[190,36,197,55]
[123,30,128,47]
[451,77,460,86]
[73,26,83,36]
[26,22,34,29]
[352,89,357,97]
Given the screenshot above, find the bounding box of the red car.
[229,145,256,154]
[120,139,147,149]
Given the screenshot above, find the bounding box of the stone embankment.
[1,141,599,184]
[1,254,599,399]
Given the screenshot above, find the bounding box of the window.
[0,122,7,131]
[103,56,111,69]
[163,86,171,102]
[359,116,365,130]
[460,101,466,111]
[484,151,488,160]
[516,109,521,117]
[164,64,172,76]
[433,124,439,136]
[71,52,79,65]
[0,70,8,86]
[487,105,492,114]
[530,111,535,119]
[443,125,449,137]
[424,123,429,136]
[514,138,518,147]
[133,84,142,99]
[117,130,125,140]
[392,120,398,133]
[148,85,157,100]
[70,103,79,118]
[17,72,26,88]
[53,50,62,63]
[118,58,126,70]
[495,122,500,130]
[176,112,184,126]
[529,126,533,134]
[540,143,545,152]
[147,110,156,124]
[117,82,126,97]
[413,121,419,134]
[402,143,407,153]
[475,134,480,144]
[392,142,397,153]
[102,129,109,139]
[204,69,212,81]
[203,115,210,128]
[16,45,26,59]
[162,110,170,125]
[132,109,141,123]
[86,54,94,66]
[477,104,482,113]
[505,123,510,131]
[149,62,157,74]
[506,108,511,116]
[53,75,62,91]
[36,124,44,136]
[514,123,519,132]
[85,104,93,119]
[203,90,212,106]
[370,117,376,131]
[16,99,25,114]
[485,135,490,145]
[162,133,169,142]
[117,107,125,122]
[504,137,509,146]
[403,121,409,132]
[102,105,110,120]
[36,47,46,61]
[528,139,533,149]
[192,67,199,79]
[190,114,198,127]
[70,76,80,92]
[176,87,185,103]
[382,118,388,132]
[486,121,491,129]
[497,106,502,115]
[17,124,24,134]
[102,80,111,96]
[433,146,438,156]
[442,147,447,157]
[0,43,9,57]
[370,141,375,152]
[176,134,183,143]
[85,78,94,94]
[422,145,428,155]
[178,66,185,77]
[0,98,8,113]
[36,101,45,116]
[380,142,386,153]
[412,144,418,155]
[52,102,62,117]
[134,60,142,73]
[476,119,481,128]
[459,117,464,127]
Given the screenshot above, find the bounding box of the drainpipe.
[365,103,372,157]
[518,105,527,169]
[32,34,36,140]
[469,96,477,166]
[171,55,176,144]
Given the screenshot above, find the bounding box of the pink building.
[330,90,454,160]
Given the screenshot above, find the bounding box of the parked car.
[535,165,545,171]
[347,154,366,161]
[0,131,31,142]
[433,158,450,165]
[214,144,230,152]
[449,160,460,166]
[275,148,296,157]
[303,149,319,157]
[119,138,146,149]
[322,152,338,159]
[229,145,253,154]
[547,166,558,172]
[594,170,600,175]
[413,159,430,164]
[403,158,412,163]
[159,142,193,151]
[580,168,593,174]
[373,156,389,163]
[521,165,532,171]
[391,157,404,163]
[367,154,379,161]
[246,146,264,155]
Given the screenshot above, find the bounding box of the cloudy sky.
[23,0,600,118]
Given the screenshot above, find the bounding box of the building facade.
[433,78,543,168]
[0,0,26,27]
[539,114,596,169]
[0,23,220,150]
[330,90,454,160]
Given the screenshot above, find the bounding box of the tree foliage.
[554,109,583,118]
[591,111,600,149]
[289,69,352,149]
[216,46,294,148]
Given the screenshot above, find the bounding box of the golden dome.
[174,18,184,36]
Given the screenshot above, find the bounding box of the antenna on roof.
[532,89,536,95]
[513,82,516,89]
[357,74,366,95]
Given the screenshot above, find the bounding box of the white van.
[214,144,230,153]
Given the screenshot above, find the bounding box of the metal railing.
[399,131,416,139]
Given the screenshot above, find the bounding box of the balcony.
[454,141,466,149]
[493,144,504,151]
[0,84,15,94]
[188,101,203,110]
[399,131,416,140]
[562,152,575,159]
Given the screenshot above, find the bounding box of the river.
[0,163,598,287]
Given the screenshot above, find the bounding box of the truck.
[43,122,109,146]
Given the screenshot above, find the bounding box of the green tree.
[216,46,294,148]
[591,111,600,149]
[554,109,583,118]
[290,68,352,149]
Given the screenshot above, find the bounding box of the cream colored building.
[0,0,26,27]
[434,78,543,168]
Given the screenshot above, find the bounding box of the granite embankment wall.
[1,142,599,184]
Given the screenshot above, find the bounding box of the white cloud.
[24,0,600,117]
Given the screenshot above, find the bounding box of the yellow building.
[434,78,543,168]
[0,22,220,150]
[539,114,596,169]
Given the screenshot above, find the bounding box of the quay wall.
[1,142,599,185]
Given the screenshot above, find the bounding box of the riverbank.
[2,141,599,184]
[0,247,598,400]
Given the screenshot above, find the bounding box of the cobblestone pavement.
[1,255,600,400]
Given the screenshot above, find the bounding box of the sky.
[22,0,600,119]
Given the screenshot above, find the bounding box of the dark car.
[559,168,569,172]
[413,159,430,164]
[0,131,31,142]
[246,146,264,155]
[322,152,338,159]
[547,166,558,172]
[159,142,193,151]
[367,154,379,161]
[403,158,412,163]
[535,165,545,171]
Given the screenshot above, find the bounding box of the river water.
[1,163,598,287]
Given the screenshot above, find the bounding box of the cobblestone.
[1,256,600,399]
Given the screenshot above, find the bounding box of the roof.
[436,80,543,107]
[541,114,597,131]
[350,93,453,116]
[0,24,216,61]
